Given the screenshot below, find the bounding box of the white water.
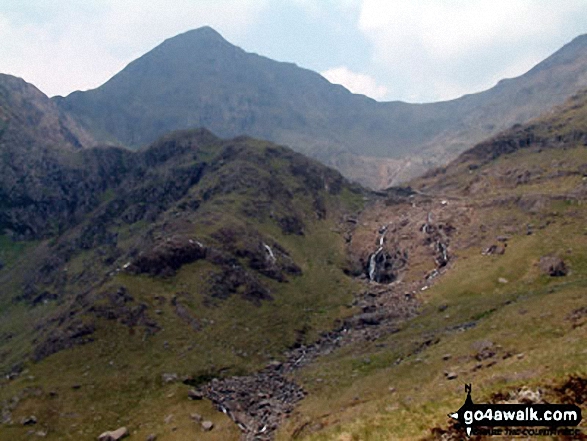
[369,225,388,282]
[263,243,276,263]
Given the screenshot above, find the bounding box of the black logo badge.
[449,384,582,437]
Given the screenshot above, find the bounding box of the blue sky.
[1,0,586,103]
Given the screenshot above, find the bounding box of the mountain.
[54,27,587,188]
[0,76,368,440]
[276,90,587,439]
[0,74,109,239]
[0,74,94,151]
[1,61,587,441]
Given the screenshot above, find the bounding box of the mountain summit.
[55,28,587,188]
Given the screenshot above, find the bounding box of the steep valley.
[1,56,587,441]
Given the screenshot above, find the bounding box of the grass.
[0,149,362,440]
[0,235,33,270]
[276,182,587,440]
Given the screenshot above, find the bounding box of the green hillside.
[272,91,587,440]
[0,80,365,440]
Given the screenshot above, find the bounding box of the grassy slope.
[0,135,364,440]
[275,96,587,440]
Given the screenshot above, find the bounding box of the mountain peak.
[169,26,229,45]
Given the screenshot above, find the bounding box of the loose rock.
[445,371,458,380]
[21,415,37,426]
[539,256,567,277]
[97,427,129,441]
[190,413,202,422]
[161,373,178,384]
[201,420,214,431]
[188,389,203,400]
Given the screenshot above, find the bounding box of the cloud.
[357,0,587,102]
[321,66,388,100]
[0,0,268,97]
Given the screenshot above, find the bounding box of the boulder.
[190,413,202,422]
[161,372,178,384]
[98,427,129,441]
[21,415,37,425]
[445,371,458,380]
[187,389,203,400]
[539,256,567,277]
[201,420,214,431]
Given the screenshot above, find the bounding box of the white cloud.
[357,0,587,102]
[321,66,388,100]
[0,0,268,97]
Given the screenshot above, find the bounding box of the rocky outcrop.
[89,287,160,334]
[32,319,96,362]
[127,237,206,277]
[539,256,568,276]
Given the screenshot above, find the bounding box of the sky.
[1,0,586,103]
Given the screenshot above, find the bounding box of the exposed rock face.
[539,256,568,276]
[128,237,207,277]
[90,287,160,332]
[367,248,408,283]
[207,266,273,305]
[32,320,96,362]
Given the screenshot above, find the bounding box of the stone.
[146,435,157,441]
[498,277,508,284]
[445,371,458,380]
[188,389,203,400]
[267,360,282,369]
[201,420,214,431]
[97,427,129,441]
[442,353,452,361]
[539,256,567,277]
[516,387,541,404]
[21,415,37,426]
[161,372,178,384]
[190,413,202,422]
[164,414,173,424]
[471,340,493,352]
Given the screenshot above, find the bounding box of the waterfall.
[369,225,388,282]
[263,243,276,263]
[368,247,383,282]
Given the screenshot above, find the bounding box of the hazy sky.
[1,0,586,103]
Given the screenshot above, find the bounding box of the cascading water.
[263,243,276,263]
[368,225,388,282]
